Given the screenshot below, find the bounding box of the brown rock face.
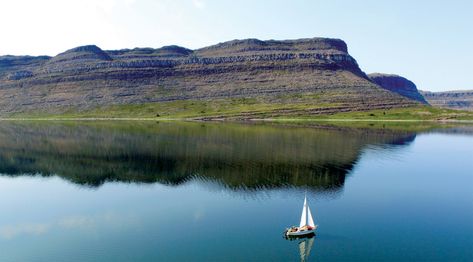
[421,90,473,111]
[368,73,428,104]
[0,37,417,115]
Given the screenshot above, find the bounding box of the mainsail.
[299,196,315,228]
[299,197,307,227]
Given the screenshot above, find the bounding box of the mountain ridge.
[421,90,473,111]
[0,37,420,117]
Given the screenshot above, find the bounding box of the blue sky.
[0,0,471,91]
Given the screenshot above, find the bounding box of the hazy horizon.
[1,0,471,91]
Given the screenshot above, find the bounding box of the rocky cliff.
[368,73,428,104]
[0,37,419,116]
[420,90,473,111]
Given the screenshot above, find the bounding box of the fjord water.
[0,122,471,261]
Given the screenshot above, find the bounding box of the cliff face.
[421,90,473,111]
[0,37,418,116]
[368,73,428,104]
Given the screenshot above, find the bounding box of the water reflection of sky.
[0,124,471,261]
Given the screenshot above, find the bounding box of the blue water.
[0,122,471,261]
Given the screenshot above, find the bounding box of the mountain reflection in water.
[0,121,418,194]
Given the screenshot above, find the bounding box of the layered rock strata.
[0,38,418,115]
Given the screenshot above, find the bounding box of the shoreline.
[1,117,472,123]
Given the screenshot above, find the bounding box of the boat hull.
[285,225,317,237]
[286,229,315,237]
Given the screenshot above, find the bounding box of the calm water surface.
[0,121,471,261]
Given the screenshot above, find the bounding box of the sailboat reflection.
[298,236,315,262]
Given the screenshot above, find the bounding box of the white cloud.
[193,209,205,221]
[191,0,205,9]
[0,0,215,55]
[58,216,96,229]
[0,212,138,239]
[0,223,49,239]
[0,0,130,55]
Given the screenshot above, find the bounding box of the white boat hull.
[285,225,318,237]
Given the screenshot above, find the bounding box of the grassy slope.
[8,98,340,119]
[7,98,473,121]
[275,106,473,121]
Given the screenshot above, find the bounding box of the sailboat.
[285,196,318,237]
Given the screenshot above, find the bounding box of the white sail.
[307,206,315,228]
[299,197,307,227]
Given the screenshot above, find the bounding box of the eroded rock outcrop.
[368,73,428,104]
[0,38,418,115]
[421,90,473,111]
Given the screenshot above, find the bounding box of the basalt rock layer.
[0,38,418,116]
[421,90,473,111]
[368,73,428,104]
